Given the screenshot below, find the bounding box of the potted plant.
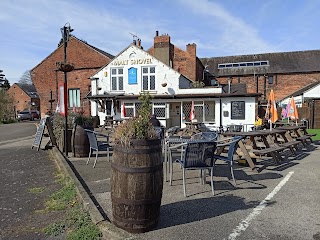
[111,92,163,233]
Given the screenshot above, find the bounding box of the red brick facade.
[31,37,113,118]
[7,83,40,113]
[217,73,320,101]
[148,31,204,82]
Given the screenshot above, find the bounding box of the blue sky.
[1,0,320,84]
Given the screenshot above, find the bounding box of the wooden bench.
[279,140,301,156]
[251,146,286,164]
[296,135,312,146]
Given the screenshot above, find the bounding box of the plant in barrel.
[111,92,163,233]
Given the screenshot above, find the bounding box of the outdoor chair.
[191,131,218,141]
[213,136,243,185]
[170,141,217,197]
[85,129,111,168]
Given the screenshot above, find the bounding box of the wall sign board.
[231,101,245,119]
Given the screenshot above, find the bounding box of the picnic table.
[277,125,313,147]
[222,129,291,170]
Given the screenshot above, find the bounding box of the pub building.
[87,41,260,131]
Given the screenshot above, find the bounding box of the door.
[169,102,181,127]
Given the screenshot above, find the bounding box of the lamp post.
[60,23,73,156]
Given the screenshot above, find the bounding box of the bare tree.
[18,70,33,85]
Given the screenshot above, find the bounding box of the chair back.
[191,132,218,141]
[183,141,216,168]
[154,126,164,139]
[226,136,243,161]
[85,129,98,149]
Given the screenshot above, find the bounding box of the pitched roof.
[17,83,39,98]
[201,49,320,77]
[31,35,114,72]
[74,36,114,59]
[278,81,320,102]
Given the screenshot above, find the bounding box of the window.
[182,101,215,123]
[218,61,269,69]
[268,76,274,84]
[142,66,156,90]
[68,88,80,107]
[153,103,166,118]
[111,68,124,91]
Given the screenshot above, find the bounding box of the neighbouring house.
[147,31,214,84]
[31,35,114,118]
[88,39,261,130]
[201,50,320,107]
[7,83,40,114]
[278,81,320,128]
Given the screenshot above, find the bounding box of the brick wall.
[7,83,36,113]
[149,31,204,82]
[216,72,320,101]
[31,37,112,118]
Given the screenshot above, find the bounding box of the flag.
[268,89,278,123]
[121,102,126,118]
[190,101,195,121]
[110,100,115,117]
[287,97,299,121]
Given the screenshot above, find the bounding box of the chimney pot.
[133,39,136,45]
[156,31,159,36]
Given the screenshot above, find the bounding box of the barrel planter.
[73,125,93,157]
[111,139,163,233]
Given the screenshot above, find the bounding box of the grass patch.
[28,187,45,194]
[43,171,102,239]
[307,129,320,141]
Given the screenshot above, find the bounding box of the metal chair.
[85,129,111,168]
[191,131,218,141]
[170,141,217,197]
[213,136,243,185]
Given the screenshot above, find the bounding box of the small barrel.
[111,139,163,233]
[73,125,92,157]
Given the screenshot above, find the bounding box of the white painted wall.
[304,84,320,98]
[91,45,192,95]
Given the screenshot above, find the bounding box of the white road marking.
[227,171,294,240]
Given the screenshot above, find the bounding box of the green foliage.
[1,118,17,124]
[28,187,45,194]
[45,175,76,211]
[113,92,158,147]
[44,222,66,236]
[307,129,320,141]
[43,171,102,239]
[0,89,15,121]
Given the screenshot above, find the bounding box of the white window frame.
[111,68,124,91]
[142,66,156,91]
[68,88,80,108]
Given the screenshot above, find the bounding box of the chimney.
[186,43,196,56]
[153,31,172,66]
[133,39,136,45]
[137,39,141,47]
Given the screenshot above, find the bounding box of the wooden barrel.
[73,125,92,157]
[111,139,163,233]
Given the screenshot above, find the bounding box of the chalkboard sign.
[231,101,245,119]
[32,118,46,151]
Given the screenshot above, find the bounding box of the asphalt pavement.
[2,122,320,240]
[56,128,320,240]
[0,122,65,240]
